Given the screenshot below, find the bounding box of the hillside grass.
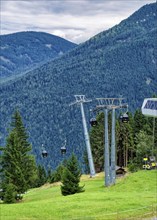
[0,170,157,220]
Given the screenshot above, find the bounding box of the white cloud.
[52,30,66,39]
[1,0,155,43]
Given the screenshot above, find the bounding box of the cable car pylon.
[95,98,128,186]
[70,95,96,177]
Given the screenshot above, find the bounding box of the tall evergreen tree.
[83,150,90,174]
[116,119,134,167]
[135,130,153,165]
[35,165,47,187]
[1,110,37,200]
[61,153,84,196]
[90,112,112,171]
[90,112,104,172]
[133,109,151,139]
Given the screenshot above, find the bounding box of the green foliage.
[83,150,90,174]
[61,153,84,196]
[90,112,104,172]
[35,165,47,187]
[133,110,149,138]
[135,130,153,165]
[116,118,134,167]
[49,163,65,183]
[1,110,37,202]
[127,159,139,172]
[3,183,17,204]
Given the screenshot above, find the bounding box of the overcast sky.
[1,0,156,43]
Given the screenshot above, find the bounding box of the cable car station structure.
[141,98,157,118]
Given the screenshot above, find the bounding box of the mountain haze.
[0,31,77,80]
[0,3,156,170]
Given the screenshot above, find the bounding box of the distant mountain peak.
[0,31,77,80]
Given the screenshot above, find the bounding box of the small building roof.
[116,166,125,171]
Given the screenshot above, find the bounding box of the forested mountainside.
[0,3,156,170]
[0,31,77,80]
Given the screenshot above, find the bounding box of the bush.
[3,183,17,204]
[15,194,23,201]
[128,160,139,173]
[49,164,65,183]
[0,188,5,201]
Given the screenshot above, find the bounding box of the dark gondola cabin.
[90,118,97,127]
[120,113,129,123]
[61,146,66,155]
[42,150,48,158]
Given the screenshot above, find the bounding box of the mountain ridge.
[0,31,77,80]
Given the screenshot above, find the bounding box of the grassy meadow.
[0,170,157,220]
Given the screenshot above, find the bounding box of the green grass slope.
[1,170,157,220]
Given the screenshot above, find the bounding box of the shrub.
[3,183,17,204]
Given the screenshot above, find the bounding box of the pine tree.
[83,150,90,174]
[49,163,66,183]
[1,110,37,200]
[133,109,149,140]
[35,165,47,187]
[61,153,84,196]
[54,164,65,182]
[90,112,104,172]
[116,119,134,167]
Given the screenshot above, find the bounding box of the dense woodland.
[0,3,157,171]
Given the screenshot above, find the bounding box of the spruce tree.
[90,112,104,172]
[1,110,37,200]
[35,165,47,187]
[133,109,150,140]
[116,119,134,167]
[49,163,65,183]
[61,153,84,196]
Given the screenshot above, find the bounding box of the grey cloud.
[1,0,156,43]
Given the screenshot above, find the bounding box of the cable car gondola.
[90,118,97,127]
[60,146,66,155]
[119,113,129,123]
[42,150,48,158]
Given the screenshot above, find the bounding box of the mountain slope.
[0,3,156,169]
[0,31,77,80]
